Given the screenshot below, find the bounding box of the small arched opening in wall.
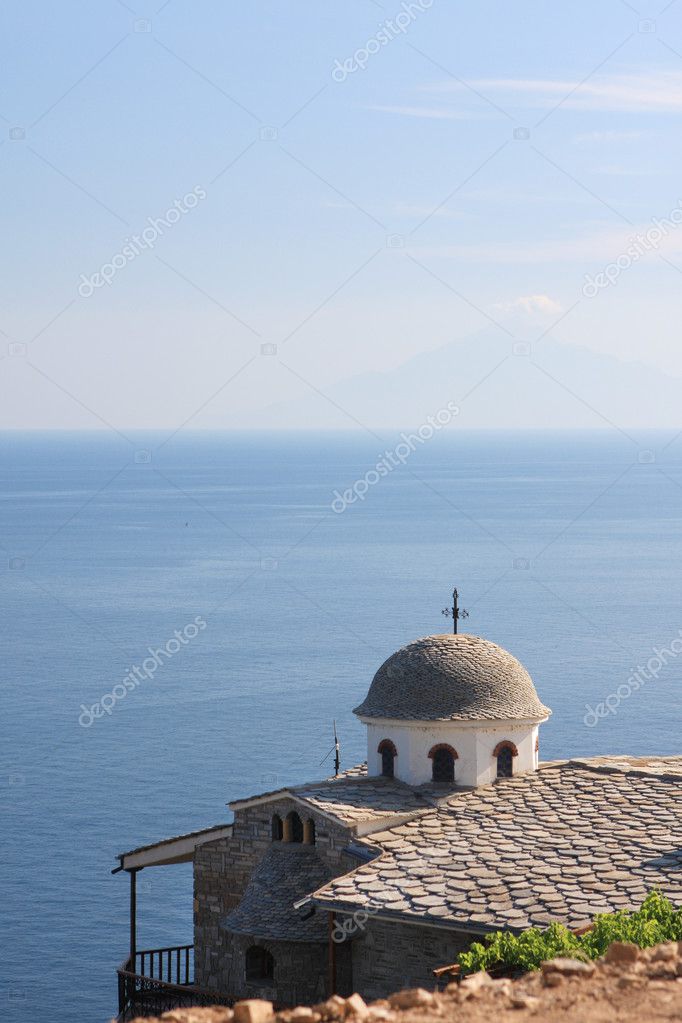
[303,818,316,845]
[377,739,397,778]
[284,810,304,843]
[428,743,458,783]
[271,814,283,841]
[245,945,274,982]
[493,740,518,779]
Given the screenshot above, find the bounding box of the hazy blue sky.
[2,0,682,430]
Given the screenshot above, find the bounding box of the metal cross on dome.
[441,587,469,635]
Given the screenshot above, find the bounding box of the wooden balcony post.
[129,868,139,970]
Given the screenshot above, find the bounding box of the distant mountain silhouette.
[251,328,682,432]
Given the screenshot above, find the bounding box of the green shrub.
[457,891,682,976]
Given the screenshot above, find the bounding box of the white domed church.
[355,634,550,787]
[113,626,682,1018]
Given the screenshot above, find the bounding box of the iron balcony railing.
[116,944,232,1021]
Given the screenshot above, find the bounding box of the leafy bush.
[458,891,682,976]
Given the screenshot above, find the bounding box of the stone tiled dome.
[353,634,551,722]
[223,845,331,941]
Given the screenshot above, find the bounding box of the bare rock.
[543,972,563,988]
[459,971,492,998]
[366,1009,396,1023]
[649,981,675,994]
[344,995,369,1020]
[542,957,595,977]
[234,1001,275,1023]
[605,942,640,966]
[388,988,436,1010]
[647,963,679,980]
[313,997,347,1021]
[511,994,540,1011]
[652,943,679,963]
[618,974,646,988]
[289,1009,321,1023]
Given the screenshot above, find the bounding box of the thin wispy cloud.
[421,71,682,113]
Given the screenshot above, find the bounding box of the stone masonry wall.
[349,917,472,1001]
[214,932,329,1007]
[194,796,357,995]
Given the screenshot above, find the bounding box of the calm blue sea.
[2,430,681,1023]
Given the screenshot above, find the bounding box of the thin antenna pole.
[333,720,340,777]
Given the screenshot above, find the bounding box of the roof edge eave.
[353,711,552,726]
[116,823,233,870]
[308,898,521,937]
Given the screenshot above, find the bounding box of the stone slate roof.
[572,755,682,778]
[117,822,232,860]
[353,633,551,722]
[334,762,368,780]
[308,758,682,934]
[223,844,331,942]
[230,768,431,831]
[295,775,430,827]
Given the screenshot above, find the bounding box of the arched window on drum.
[428,744,457,783]
[377,739,397,778]
[493,740,518,779]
